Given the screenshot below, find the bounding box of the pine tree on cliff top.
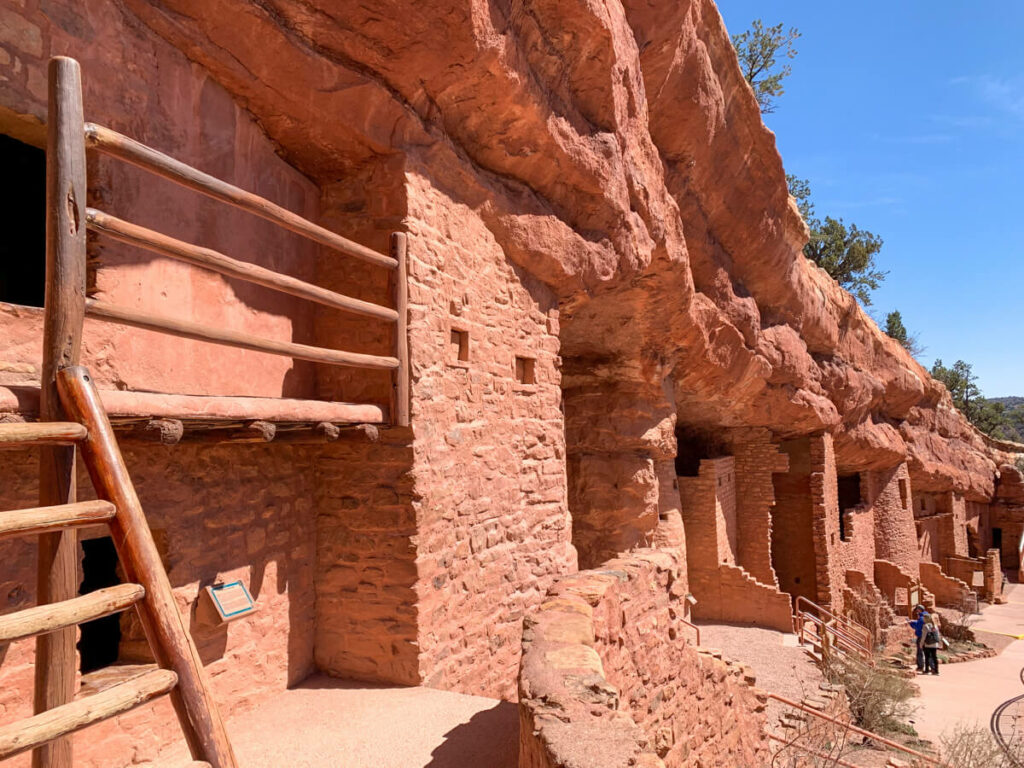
[885,311,909,345]
[731,20,801,114]
[931,358,1011,437]
[786,175,888,306]
[735,21,888,307]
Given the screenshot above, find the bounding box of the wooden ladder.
[0,366,237,767]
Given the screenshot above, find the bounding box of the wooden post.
[35,56,88,768]
[57,367,238,768]
[390,232,410,427]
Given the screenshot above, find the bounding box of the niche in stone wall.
[0,134,45,308]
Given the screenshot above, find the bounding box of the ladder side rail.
[34,55,88,768]
[391,232,410,427]
[58,366,238,768]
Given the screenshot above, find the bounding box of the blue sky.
[718,3,1024,396]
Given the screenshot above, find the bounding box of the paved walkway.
[910,584,1024,745]
[155,676,518,767]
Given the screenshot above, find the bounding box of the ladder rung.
[0,421,87,447]
[0,499,117,539]
[0,583,144,644]
[0,668,177,760]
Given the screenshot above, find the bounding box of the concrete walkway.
[156,676,518,767]
[910,584,1024,745]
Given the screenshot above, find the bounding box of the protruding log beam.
[127,419,184,445]
[58,366,238,768]
[0,669,178,761]
[0,422,86,447]
[0,500,116,540]
[0,583,144,644]
[86,209,398,322]
[84,123,397,270]
[37,55,88,768]
[85,299,400,371]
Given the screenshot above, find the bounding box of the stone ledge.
[518,547,771,768]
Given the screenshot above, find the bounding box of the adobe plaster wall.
[0,0,321,401]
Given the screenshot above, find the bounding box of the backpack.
[925,627,940,646]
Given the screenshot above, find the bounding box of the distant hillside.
[990,396,1024,408]
[985,397,1024,443]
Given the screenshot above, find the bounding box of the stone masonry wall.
[678,457,735,568]
[403,165,576,699]
[950,493,969,557]
[681,454,793,631]
[917,516,943,564]
[837,499,876,579]
[810,433,843,613]
[313,432,418,685]
[730,428,788,587]
[919,562,972,609]
[0,442,316,768]
[966,501,991,557]
[518,549,771,768]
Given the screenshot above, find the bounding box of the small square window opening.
[515,356,536,385]
[450,329,469,362]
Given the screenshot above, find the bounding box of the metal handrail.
[767,692,949,767]
[794,596,872,647]
[679,618,700,646]
[798,613,872,663]
[767,733,860,768]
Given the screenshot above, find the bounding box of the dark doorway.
[836,474,861,542]
[674,426,726,477]
[0,134,46,307]
[993,527,1003,552]
[78,537,122,673]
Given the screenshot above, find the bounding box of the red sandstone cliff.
[78,0,1017,497]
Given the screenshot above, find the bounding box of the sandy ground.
[696,622,829,731]
[909,583,1024,745]
[154,677,518,768]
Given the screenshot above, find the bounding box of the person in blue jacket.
[909,604,929,673]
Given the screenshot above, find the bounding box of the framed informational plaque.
[198,580,257,625]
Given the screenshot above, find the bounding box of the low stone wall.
[689,563,795,632]
[920,561,973,608]
[518,548,771,768]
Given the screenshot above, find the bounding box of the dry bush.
[823,654,916,736]
[940,724,1018,768]
[770,693,858,768]
[940,596,978,644]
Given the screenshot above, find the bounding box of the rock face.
[115,0,1010,497]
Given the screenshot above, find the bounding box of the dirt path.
[152,676,518,767]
